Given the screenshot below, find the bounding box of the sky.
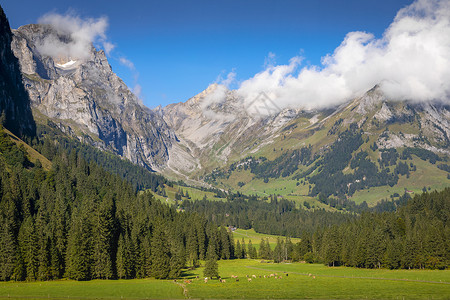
[1,0,441,109]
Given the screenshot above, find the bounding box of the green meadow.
[2,260,448,299]
[232,228,301,250]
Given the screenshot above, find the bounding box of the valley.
[0,1,449,299]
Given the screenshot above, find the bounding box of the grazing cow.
[308,273,312,277]
[259,275,261,278]
[246,275,249,278]
[275,276,278,279]
[196,276,199,279]
[252,275,256,278]
[173,279,177,282]
[279,276,282,279]
[269,274,274,277]
[248,278,252,282]
[236,278,239,282]
[222,279,226,283]
[264,275,266,278]
[286,273,288,277]
[204,278,208,283]
[312,276,316,279]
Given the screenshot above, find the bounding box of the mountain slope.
[169,85,449,204]
[0,6,35,138]
[11,24,176,170]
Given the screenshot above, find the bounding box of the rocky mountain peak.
[11,22,176,170]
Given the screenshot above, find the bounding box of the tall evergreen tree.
[203,243,219,279]
[150,225,171,279]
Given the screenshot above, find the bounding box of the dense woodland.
[0,125,233,281]
[182,194,354,237]
[184,189,449,270]
[34,122,169,192]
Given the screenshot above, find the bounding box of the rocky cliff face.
[0,6,35,138]
[11,24,175,170]
[159,84,302,179]
[161,83,450,182]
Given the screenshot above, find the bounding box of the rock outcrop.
[0,5,35,138]
[11,24,175,170]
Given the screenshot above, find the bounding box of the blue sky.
[2,0,414,108]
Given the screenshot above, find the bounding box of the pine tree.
[247,239,257,259]
[241,238,247,259]
[150,225,171,279]
[186,229,199,267]
[18,216,38,280]
[92,196,114,279]
[65,206,93,280]
[203,243,219,279]
[235,240,242,259]
[0,193,21,281]
[219,226,231,259]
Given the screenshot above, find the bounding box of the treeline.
[225,189,449,270]
[313,188,449,269]
[0,126,233,281]
[182,194,354,237]
[33,122,169,192]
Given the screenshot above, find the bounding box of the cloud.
[103,41,115,55]
[119,57,135,70]
[37,12,113,59]
[237,0,450,110]
[264,52,276,68]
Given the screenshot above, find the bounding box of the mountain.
[0,6,35,138]
[11,24,176,170]
[160,84,301,180]
[8,20,450,203]
[162,84,450,204]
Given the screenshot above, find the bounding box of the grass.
[185,260,450,299]
[0,278,183,299]
[232,228,301,250]
[351,156,450,205]
[4,128,52,170]
[2,260,448,299]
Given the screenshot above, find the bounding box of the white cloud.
[236,0,450,110]
[37,12,114,59]
[103,41,115,55]
[119,57,135,70]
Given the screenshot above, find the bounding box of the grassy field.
[186,260,450,299]
[0,278,183,299]
[232,228,301,250]
[2,260,448,299]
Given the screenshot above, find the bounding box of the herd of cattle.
[177,272,317,284]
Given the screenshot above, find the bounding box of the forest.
[0,125,232,281]
[0,120,448,283]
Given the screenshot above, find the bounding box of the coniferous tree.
[0,193,20,281]
[65,206,93,281]
[150,225,171,279]
[18,216,38,281]
[219,226,231,259]
[241,238,247,258]
[235,240,242,259]
[92,196,114,279]
[203,243,219,279]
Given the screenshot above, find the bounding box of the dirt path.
[173,281,189,298]
[245,266,450,285]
